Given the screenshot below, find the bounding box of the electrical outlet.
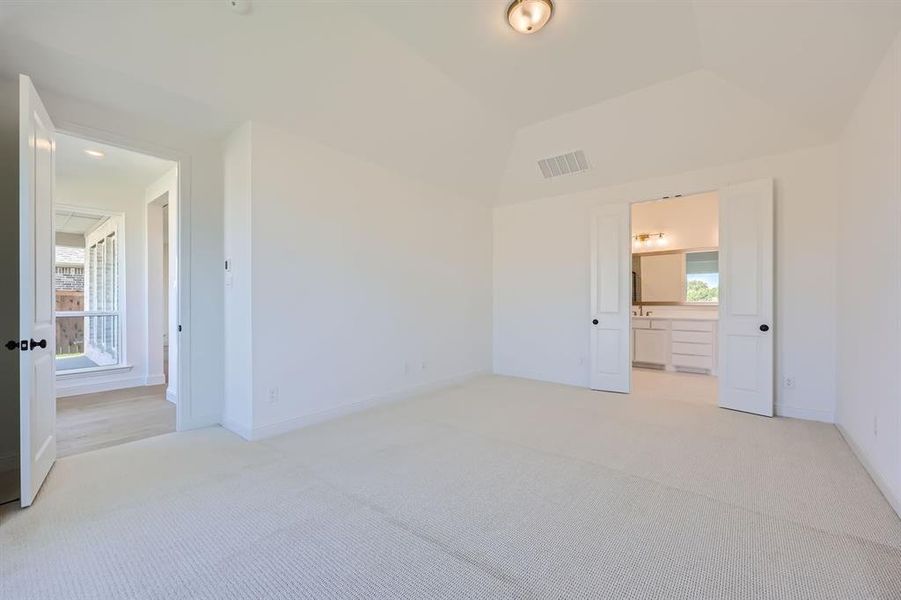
[267,387,279,403]
[874,416,879,438]
[783,377,795,390]
[403,361,411,376]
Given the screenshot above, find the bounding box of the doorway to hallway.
[53,132,179,457]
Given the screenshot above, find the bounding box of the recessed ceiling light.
[84,150,104,158]
[507,0,553,35]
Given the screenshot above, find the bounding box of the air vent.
[537,150,589,179]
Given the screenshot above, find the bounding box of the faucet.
[632,305,654,317]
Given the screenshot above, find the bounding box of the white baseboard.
[775,403,834,423]
[836,423,901,519]
[246,370,487,441]
[220,416,253,441]
[179,413,222,432]
[56,376,150,398]
[166,388,177,404]
[145,374,166,386]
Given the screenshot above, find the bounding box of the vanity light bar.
[633,233,666,249]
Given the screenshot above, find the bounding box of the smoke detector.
[229,0,251,15]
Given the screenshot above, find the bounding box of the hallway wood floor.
[56,384,175,458]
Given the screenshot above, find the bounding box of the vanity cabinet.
[632,319,669,366]
[632,316,717,374]
[670,320,716,373]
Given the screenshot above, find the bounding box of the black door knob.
[759,324,769,332]
[29,338,46,350]
[592,319,599,325]
[5,340,18,351]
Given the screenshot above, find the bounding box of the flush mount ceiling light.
[84,149,105,158]
[507,0,553,34]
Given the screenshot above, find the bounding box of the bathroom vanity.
[631,314,718,375]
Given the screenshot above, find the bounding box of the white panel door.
[718,178,774,416]
[589,203,631,393]
[19,74,56,507]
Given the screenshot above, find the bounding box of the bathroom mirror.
[632,249,718,305]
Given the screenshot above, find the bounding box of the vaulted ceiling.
[1,1,899,204]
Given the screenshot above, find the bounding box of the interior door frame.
[625,190,716,397]
[623,184,772,415]
[145,179,178,402]
[52,122,193,431]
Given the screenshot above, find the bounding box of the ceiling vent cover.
[538,150,589,179]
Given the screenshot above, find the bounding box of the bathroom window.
[685,251,718,303]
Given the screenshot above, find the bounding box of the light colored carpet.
[2,372,900,599]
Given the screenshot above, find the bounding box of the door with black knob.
[589,202,631,393]
[717,179,774,417]
[6,339,46,351]
[18,75,57,507]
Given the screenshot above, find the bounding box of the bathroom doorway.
[630,192,719,406]
[589,179,774,416]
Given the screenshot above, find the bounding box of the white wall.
[40,88,225,428]
[632,191,718,251]
[222,123,253,437]
[146,197,165,386]
[836,31,901,514]
[494,144,838,422]
[499,70,831,206]
[56,178,153,396]
[223,121,492,439]
[145,167,178,402]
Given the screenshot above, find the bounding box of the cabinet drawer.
[672,353,713,369]
[671,320,715,332]
[672,330,714,344]
[632,319,651,329]
[650,319,670,330]
[672,342,713,357]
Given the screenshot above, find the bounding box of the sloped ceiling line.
[0,1,899,205]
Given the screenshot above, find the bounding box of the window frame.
[684,250,719,305]
[54,205,128,375]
